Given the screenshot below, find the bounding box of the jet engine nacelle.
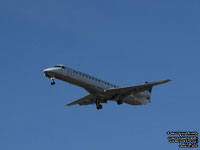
[135,91,151,97]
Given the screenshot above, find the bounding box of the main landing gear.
[117,95,123,105]
[117,100,123,105]
[50,77,55,85]
[96,104,102,110]
[96,99,103,110]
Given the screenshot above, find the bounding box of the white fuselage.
[43,66,150,105]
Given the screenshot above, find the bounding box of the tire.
[117,100,123,105]
[96,104,102,110]
[51,81,55,85]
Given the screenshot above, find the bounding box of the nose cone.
[43,67,61,73]
[43,68,59,78]
[43,68,53,73]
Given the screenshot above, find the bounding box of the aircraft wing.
[103,79,171,98]
[66,94,96,106]
[66,80,171,106]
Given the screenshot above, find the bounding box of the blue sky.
[0,0,199,149]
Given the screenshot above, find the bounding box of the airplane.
[43,64,171,110]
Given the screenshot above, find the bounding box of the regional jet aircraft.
[43,64,171,109]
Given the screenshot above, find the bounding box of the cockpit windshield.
[54,64,65,69]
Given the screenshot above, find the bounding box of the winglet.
[167,79,172,82]
[163,79,172,83]
[148,79,172,85]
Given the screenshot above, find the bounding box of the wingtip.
[167,79,172,82]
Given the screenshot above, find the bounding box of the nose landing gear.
[50,77,55,85]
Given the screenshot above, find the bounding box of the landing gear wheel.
[96,104,102,110]
[117,100,123,105]
[95,99,103,110]
[50,77,55,85]
[51,81,55,85]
